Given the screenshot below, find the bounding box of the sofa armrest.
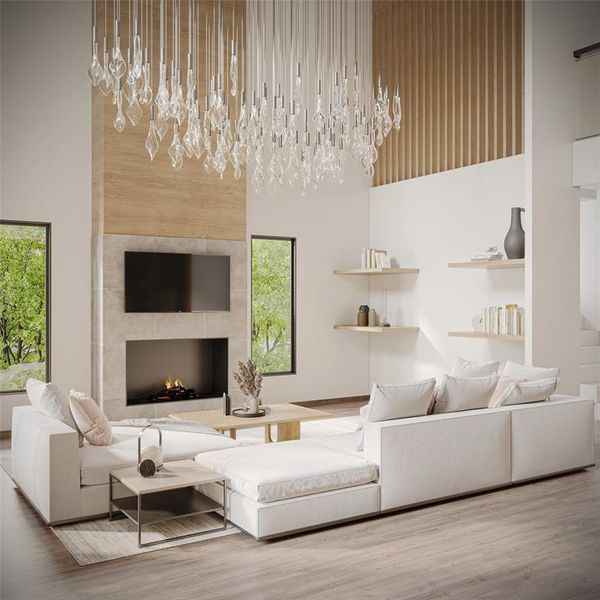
[363,409,511,511]
[12,406,81,524]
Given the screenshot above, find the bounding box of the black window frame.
[250,235,297,377]
[0,220,51,394]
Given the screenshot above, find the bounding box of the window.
[251,236,296,375]
[0,221,50,393]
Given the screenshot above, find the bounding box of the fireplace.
[126,338,228,406]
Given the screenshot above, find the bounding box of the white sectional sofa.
[194,395,595,539]
[10,395,595,536]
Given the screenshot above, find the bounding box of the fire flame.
[165,377,183,389]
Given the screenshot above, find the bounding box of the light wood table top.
[110,459,223,495]
[169,403,331,430]
[169,403,332,443]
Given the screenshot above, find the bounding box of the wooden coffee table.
[169,403,331,443]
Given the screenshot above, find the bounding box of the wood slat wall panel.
[93,0,246,240]
[373,0,524,187]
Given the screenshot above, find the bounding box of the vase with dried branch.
[233,360,263,414]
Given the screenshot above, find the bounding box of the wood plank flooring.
[2,401,600,600]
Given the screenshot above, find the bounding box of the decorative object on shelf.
[368,307,377,327]
[357,305,369,327]
[379,255,392,269]
[222,392,231,416]
[86,0,401,192]
[137,425,163,477]
[380,289,390,327]
[504,207,525,259]
[231,406,267,418]
[471,313,484,332]
[469,246,504,262]
[233,360,263,414]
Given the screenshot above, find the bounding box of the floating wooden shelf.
[448,331,524,341]
[334,325,420,333]
[334,268,420,275]
[448,259,525,270]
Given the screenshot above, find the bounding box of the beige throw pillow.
[490,377,558,408]
[451,357,500,378]
[434,374,499,414]
[69,390,112,446]
[488,376,527,407]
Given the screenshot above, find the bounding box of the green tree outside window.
[251,237,295,375]
[0,223,48,392]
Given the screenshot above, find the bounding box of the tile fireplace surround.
[92,234,247,420]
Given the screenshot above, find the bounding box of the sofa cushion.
[194,440,379,503]
[490,377,558,408]
[356,379,436,450]
[69,390,112,446]
[451,357,500,378]
[434,374,499,414]
[26,379,81,444]
[488,376,526,407]
[79,427,238,486]
[501,360,560,381]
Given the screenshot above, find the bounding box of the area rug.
[51,513,240,566]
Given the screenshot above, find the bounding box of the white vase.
[246,395,261,414]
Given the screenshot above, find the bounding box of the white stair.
[579,328,600,420]
[580,329,600,346]
[581,345,600,363]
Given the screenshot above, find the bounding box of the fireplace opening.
[126,338,228,406]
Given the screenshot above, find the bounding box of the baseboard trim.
[292,395,369,408]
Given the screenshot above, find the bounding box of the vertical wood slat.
[373,0,524,186]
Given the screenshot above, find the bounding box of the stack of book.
[482,305,525,335]
[361,248,390,269]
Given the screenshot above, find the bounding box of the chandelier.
[87,0,402,194]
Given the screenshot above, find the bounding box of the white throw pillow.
[451,357,500,378]
[357,379,436,450]
[434,374,499,414]
[490,377,558,408]
[488,376,526,407]
[69,390,112,446]
[501,360,560,381]
[26,378,80,436]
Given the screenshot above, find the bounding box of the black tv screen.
[125,251,230,313]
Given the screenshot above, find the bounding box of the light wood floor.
[2,401,600,600]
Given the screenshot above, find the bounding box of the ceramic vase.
[504,207,525,259]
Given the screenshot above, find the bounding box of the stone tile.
[91,235,103,292]
[154,236,207,254]
[101,343,126,401]
[206,239,247,291]
[205,288,247,341]
[154,313,206,339]
[103,399,152,420]
[102,234,156,290]
[103,289,156,344]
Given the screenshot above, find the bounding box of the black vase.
[504,207,525,259]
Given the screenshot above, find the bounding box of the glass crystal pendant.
[113,83,126,132]
[155,110,168,141]
[87,33,103,86]
[145,107,159,161]
[126,95,142,126]
[109,36,126,80]
[98,39,113,96]
[168,120,184,170]
[229,41,238,97]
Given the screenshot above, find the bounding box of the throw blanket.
[110,417,222,437]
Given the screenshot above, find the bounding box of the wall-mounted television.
[124,251,230,313]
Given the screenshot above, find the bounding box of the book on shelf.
[482,304,524,336]
[361,248,388,270]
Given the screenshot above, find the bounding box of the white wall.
[0,1,91,430]
[247,176,372,404]
[524,0,600,394]
[581,191,600,331]
[369,156,526,385]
